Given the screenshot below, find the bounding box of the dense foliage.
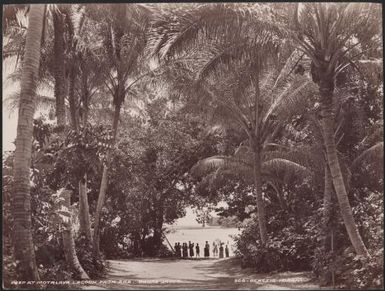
[3,3,383,289]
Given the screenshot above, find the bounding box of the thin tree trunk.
[78,174,92,242]
[60,190,89,279]
[11,4,44,282]
[323,165,333,251]
[68,64,79,131]
[93,18,126,257]
[78,89,92,242]
[52,7,67,127]
[140,231,146,256]
[321,105,370,258]
[93,163,108,257]
[153,199,165,253]
[252,143,268,244]
[93,103,121,257]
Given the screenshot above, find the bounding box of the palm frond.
[262,147,315,169]
[263,75,317,125]
[148,3,282,61]
[3,91,55,114]
[234,145,253,160]
[351,142,384,171]
[288,3,381,76]
[261,158,312,181]
[191,155,253,178]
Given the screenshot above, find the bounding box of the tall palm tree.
[52,5,67,127]
[11,4,45,281]
[91,3,151,257]
[164,47,316,243]
[148,3,311,243]
[61,3,94,243]
[148,4,317,243]
[4,4,68,127]
[289,3,382,258]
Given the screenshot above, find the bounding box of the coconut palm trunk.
[52,7,67,127]
[66,71,92,242]
[323,165,333,250]
[11,4,45,281]
[320,96,369,258]
[252,140,268,244]
[59,189,90,279]
[68,64,79,131]
[291,2,375,259]
[93,102,122,257]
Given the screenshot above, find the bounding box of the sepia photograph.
[2,2,384,290]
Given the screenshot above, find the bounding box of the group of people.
[174,241,230,259]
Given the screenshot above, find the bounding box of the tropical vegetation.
[2,3,383,289]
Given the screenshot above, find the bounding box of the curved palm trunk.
[321,104,369,258]
[93,104,121,257]
[11,4,45,281]
[60,190,89,279]
[52,8,67,127]
[252,146,268,244]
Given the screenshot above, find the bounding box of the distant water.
[164,226,241,257]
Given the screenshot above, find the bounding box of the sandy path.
[82,258,320,290]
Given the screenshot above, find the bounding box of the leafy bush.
[312,190,383,289]
[2,121,109,284]
[76,237,108,279]
[234,213,318,272]
[3,251,17,289]
[334,247,383,289]
[337,190,383,289]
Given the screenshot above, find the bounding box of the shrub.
[234,214,318,273]
[312,190,384,289]
[76,236,108,279]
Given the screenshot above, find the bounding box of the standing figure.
[190,242,194,257]
[188,241,192,257]
[174,242,179,257]
[182,243,188,258]
[178,242,182,257]
[219,243,224,258]
[225,243,229,257]
[195,243,200,258]
[213,242,218,257]
[204,241,210,258]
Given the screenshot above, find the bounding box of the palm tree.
[91,3,151,257]
[61,4,96,244]
[54,188,89,279]
[11,4,44,281]
[289,3,382,258]
[5,5,97,265]
[168,47,316,243]
[146,3,319,243]
[3,4,68,127]
[52,5,67,127]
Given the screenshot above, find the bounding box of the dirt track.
[82,257,320,290]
